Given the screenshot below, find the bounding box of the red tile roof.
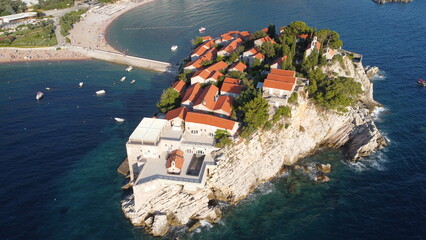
[221,82,243,95]
[185,50,215,69]
[166,149,185,169]
[224,77,240,84]
[206,71,223,82]
[229,62,247,72]
[238,31,251,39]
[192,39,214,57]
[266,74,297,85]
[297,34,309,39]
[192,69,211,80]
[220,38,243,54]
[253,52,265,60]
[271,56,288,67]
[270,68,296,77]
[165,106,189,120]
[193,84,219,110]
[207,61,228,72]
[185,111,238,130]
[172,80,186,93]
[257,36,275,44]
[261,28,268,33]
[213,95,233,116]
[263,80,294,91]
[181,83,203,104]
[201,36,213,42]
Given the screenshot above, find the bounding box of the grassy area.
[0,21,57,47]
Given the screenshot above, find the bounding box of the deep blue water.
[2,0,426,239]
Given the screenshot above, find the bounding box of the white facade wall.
[185,121,239,137]
[190,76,206,85]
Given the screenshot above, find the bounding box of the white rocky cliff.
[122,56,387,236]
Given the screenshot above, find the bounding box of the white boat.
[125,66,133,72]
[36,91,44,100]
[45,87,51,91]
[96,90,106,95]
[171,45,178,52]
[79,82,84,87]
[114,117,125,122]
[130,80,136,84]
[199,27,206,33]
[120,76,126,82]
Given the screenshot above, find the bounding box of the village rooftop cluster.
[125,23,347,210]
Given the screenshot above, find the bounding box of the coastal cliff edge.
[121,56,387,236]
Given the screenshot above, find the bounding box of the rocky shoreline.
[121,54,387,236]
[373,0,412,4]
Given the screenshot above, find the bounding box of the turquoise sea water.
[2,0,426,239]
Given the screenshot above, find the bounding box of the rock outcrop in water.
[122,55,387,236]
[373,0,412,4]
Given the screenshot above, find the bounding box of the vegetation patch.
[0,20,57,47]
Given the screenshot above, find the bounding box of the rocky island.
[120,22,387,237]
[373,0,412,4]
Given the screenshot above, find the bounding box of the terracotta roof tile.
[213,95,233,116]
[266,74,296,85]
[263,79,294,91]
[253,52,265,60]
[181,83,203,104]
[193,84,219,110]
[185,111,238,130]
[172,80,187,93]
[201,36,213,41]
[206,71,223,82]
[229,62,247,72]
[224,77,240,84]
[207,61,228,72]
[192,69,211,80]
[271,56,288,67]
[221,82,243,95]
[165,106,189,120]
[220,38,243,54]
[270,68,296,77]
[166,149,185,169]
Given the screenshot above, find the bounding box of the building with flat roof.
[126,117,220,210]
[0,12,37,24]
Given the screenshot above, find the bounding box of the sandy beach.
[0,47,89,63]
[0,0,155,64]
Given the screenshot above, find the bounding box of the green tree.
[228,52,239,63]
[308,68,326,94]
[288,92,298,104]
[238,91,269,129]
[316,29,343,49]
[215,130,232,148]
[156,88,181,113]
[251,30,267,40]
[267,24,276,38]
[259,41,276,58]
[192,36,203,46]
[310,75,363,112]
[272,106,292,123]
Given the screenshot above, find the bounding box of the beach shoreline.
[0,0,155,64]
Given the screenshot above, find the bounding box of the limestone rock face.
[365,66,380,79]
[122,54,387,235]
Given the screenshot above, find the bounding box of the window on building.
[191,130,199,134]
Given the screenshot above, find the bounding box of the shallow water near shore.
[2,0,426,239]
